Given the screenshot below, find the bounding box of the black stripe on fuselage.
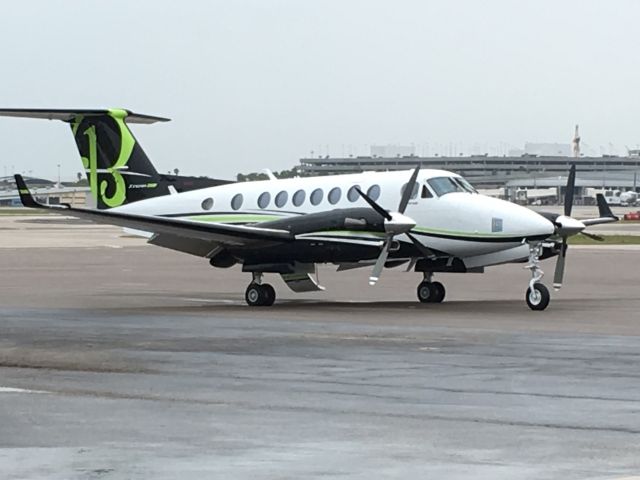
[409,231,549,243]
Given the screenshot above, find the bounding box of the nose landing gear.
[417,273,446,304]
[245,273,276,307]
[524,242,550,311]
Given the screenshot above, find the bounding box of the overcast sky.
[2,0,640,180]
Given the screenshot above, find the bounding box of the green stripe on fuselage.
[185,214,284,223]
[413,226,519,238]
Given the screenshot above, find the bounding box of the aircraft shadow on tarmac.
[136,298,594,316]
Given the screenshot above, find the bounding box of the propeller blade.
[406,232,435,259]
[398,165,421,214]
[553,239,568,290]
[369,238,391,285]
[355,188,392,221]
[580,231,605,242]
[564,164,576,217]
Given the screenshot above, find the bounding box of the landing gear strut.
[524,243,550,311]
[417,272,446,304]
[245,273,276,307]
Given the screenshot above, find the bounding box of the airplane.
[0,108,619,310]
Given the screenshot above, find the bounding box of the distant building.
[524,142,572,157]
[298,154,640,191]
[370,145,416,158]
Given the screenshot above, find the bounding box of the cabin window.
[427,177,464,197]
[367,184,381,201]
[231,193,243,210]
[400,183,419,199]
[310,188,323,206]
[421,185,433,198]
[275,190,288,208]
[257,192,271,209]
[201,197,214,210]
[292,189,305,207]
[328,187,342,205]
[347,185,361,202]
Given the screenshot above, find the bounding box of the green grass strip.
[568,234,640,245]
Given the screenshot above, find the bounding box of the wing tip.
[13,174,40,208]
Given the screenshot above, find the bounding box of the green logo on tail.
[76,109,135,208]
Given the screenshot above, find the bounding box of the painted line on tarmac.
[179,297,238,304]
[0,387,47,394]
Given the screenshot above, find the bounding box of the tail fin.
[582,194,619,226]
[596,193,617,219]
[0,108,170,209]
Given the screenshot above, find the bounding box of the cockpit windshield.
[453,176,477,193]
[427,177,464,196]
[427,176,477,196]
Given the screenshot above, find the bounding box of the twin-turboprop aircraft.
[1,109,618,310]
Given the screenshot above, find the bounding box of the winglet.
[14,174,42,208]
[596,193,618,220]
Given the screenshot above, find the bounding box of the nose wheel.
[417,274,446,304]
[526,283,550,311]
[524,242,550,311]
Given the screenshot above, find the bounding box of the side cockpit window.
[421,185,433,198]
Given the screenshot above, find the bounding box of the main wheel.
[526,283,550,311]
[261,284,276,306]
[245,283,265,307]
[431,281,446,303]
[417,281,435,303]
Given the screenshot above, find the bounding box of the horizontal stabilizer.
[0,108,169,124]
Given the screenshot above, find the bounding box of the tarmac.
[1,215,640,479]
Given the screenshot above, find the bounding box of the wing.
[14,175,292,255]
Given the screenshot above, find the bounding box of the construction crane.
[572,125,581,158]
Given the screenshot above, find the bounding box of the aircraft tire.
[431,281,446,303]
[245,283,266,306]
[417,281,435,303]
[525,283,550,311]
[262,284,276,306]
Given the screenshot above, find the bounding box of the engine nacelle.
[209,251,237,268]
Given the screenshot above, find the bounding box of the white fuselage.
[116,169,555,264]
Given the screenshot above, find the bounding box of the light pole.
[57,164,61,187]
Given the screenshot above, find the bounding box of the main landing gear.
[417,273,446,304]
[245,273,276,307]
[524,242,550,311]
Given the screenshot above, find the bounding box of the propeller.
[550,164,615,290]
[355,165,430,285]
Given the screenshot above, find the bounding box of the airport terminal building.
[298,153,640,204]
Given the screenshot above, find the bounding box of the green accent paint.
[413,226,518,238]
[146,183,158,188]
[302,230,386,238]
[81,125,98,200]
[99,109,135,208]
[71,115,84,136]
[19,189,29,194]
[186,214,283,223]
